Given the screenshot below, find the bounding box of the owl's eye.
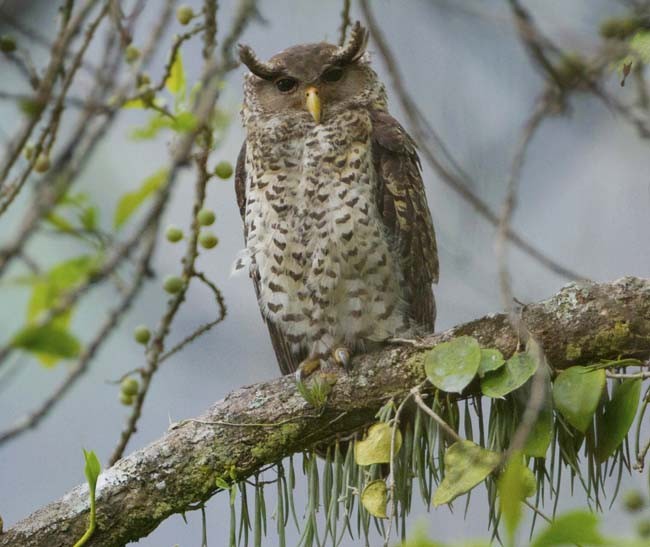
[275,78,298,93]
[322,67,344,82]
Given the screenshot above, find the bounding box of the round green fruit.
[176,5,194,25]
[0,36,17,53]
[199,231,219,249]
[214,161,233,179]
[197,209,216,226]
[163,275,184,294]
[121,377,140,397]
[120,392,134,406]
[133,325,151,344]
[137,72,151,86]
[638,518,650,539]
[34,155,50,173]
[23,143,35,161]
[165,225,184,243]
[125,44,141,64]
[623,490,646,512]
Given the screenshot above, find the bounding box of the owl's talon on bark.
[332,347,352,370]
[294,357,321,382]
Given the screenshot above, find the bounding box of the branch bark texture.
[2,277,649,546]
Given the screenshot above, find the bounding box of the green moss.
[591,321,632,354]
[406,352,425,377]
[251,423,300,461]
[152,501,173,520]
[565,343,582,361]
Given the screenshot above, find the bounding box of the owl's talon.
[295,357,321,382]
[332,346,352,370]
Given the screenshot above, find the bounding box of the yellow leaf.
[354,422,402,466]
[361,480,388,518]
[166,51,186,95]
[114,168,168,229]
[433,440,500,506]
[122,98,147,109]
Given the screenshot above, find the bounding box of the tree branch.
[2,277,649,546]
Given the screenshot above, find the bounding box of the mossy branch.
[2,277,649,547]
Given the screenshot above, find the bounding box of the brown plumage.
[235,23,438,376]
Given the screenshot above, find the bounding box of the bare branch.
[338,0,352,46]
[359,0,585,281]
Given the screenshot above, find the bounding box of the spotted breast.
[237,107,409,364]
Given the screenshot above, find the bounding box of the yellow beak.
[305,86,321,124]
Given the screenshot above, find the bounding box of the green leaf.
[553,367,606,432]
[79,206,98,231]
[74,450,101,547]
[477,348,505,377]
[130,111,197,140]
[166,50,186,96]
[114,168,168,229]
[424,336,481,393]
[215,477,230,490]
[523,404,553,458]
[83,449,101,495]
[45,212,76,233]
[433,440,501,506]
[22,256,97,366]
[596,379,642,462]
[12,324,81,359]
[630,31,650,63]
[122,97,148,109]
[354,422,402,466]
[27,255,96,324]
[498,452,536,544]
[531,510,606,547]
[173,110,197,132]
[480,352,538,398]
[360,480,388,518]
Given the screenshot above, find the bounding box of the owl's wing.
[235,142,307,375]
[369,110,439,331]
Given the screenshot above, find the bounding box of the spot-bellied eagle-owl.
[234,22,438,379]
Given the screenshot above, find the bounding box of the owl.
[234,22,438,380]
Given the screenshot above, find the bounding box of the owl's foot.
[387,337,434,349]
[294,356,321,382]
[332,346,352,370]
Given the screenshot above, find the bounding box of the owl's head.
[239,22,383,124]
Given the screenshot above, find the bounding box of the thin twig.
[0,7,100,76]
[606,371,650,379]
[384,392,414,547]
[495,96,553,459]
[0,3,111,215]
[0,0,98,187]
[203,0,218,60]
[158,272,227,364]
[359,0,584,282]
[338,0,352,46]
[412,387,462,443]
